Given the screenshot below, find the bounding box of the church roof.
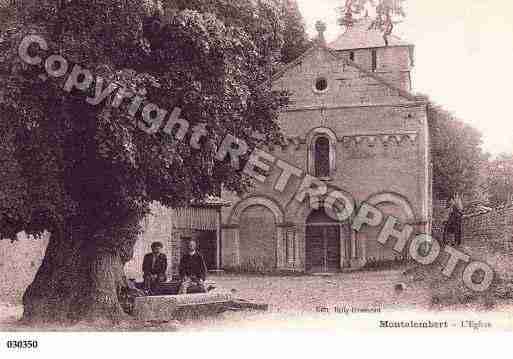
[328,19,411,50]
[271,44,422,103]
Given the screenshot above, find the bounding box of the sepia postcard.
[1,0,513,356]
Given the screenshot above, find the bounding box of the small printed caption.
[316,305,382,315]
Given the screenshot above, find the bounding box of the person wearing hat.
[142,241,168,292]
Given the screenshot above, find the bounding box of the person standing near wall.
[444,194,464,246]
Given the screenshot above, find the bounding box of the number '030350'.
[6,340,38,349]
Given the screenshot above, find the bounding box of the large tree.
[280,0,311,64]
[427,101,487,200]
[0,0,287,324]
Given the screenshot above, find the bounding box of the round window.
[315,77,328,92]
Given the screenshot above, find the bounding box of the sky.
[296,0,513,156]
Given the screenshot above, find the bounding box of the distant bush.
[362,256,410,272]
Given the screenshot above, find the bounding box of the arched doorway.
[239,205,277,270]
[305,208,344,273]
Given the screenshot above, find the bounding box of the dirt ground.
[0,268,426,330]
[211,269,431,312]
[2,268,512,331]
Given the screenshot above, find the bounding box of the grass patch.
[402,245,513,309]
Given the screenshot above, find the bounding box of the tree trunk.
[22,224,134,325]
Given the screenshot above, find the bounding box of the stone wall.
[274,47,413,110]
[462,205,513,253]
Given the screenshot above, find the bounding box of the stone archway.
[228,196,285,270]
[284,186,356,271]
[229,196,284,225]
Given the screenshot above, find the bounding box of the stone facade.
[221,24,431,273]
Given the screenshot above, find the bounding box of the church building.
[219,20,432,273]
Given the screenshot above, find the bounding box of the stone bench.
[133,292,233,321]
[132,279,217,295]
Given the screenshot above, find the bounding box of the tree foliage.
[0,0,291,322]
[0,0,288,241]
[486,153,513,207]
[427,102,487,201]
[279,0,311,64]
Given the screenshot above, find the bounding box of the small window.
[349,51,355,61]
[314,137,330,178]
[315,77,328,92]
[371,49,377,72]
[308,129,337,178]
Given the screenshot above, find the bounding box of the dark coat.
[445,206,463,233]
[142,253,168,277]
[444,206,463,244]
[178,252,207,281]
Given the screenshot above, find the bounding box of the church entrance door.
[305,209,342,273]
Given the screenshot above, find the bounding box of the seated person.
[118,276,146,315]
[142,241,168,292]
[178,240,208,294]
[126,278,146,297]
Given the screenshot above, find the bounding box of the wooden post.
[216,207,222,270]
